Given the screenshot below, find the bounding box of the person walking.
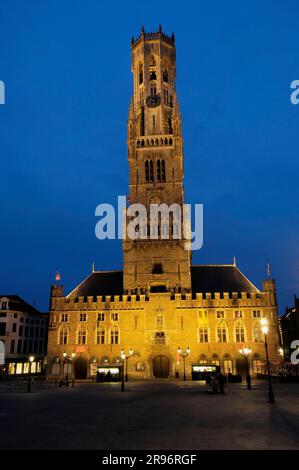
[217,372,226,394]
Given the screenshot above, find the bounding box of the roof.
[0,295,43,315]
[191,265,260,294]
[66,265,259,297]
[67,271,123,298]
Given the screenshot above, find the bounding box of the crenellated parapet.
[131,26,175,49]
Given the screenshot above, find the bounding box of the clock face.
[146,94,161,108]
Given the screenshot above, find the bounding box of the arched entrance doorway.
[236,357,248,377]
[153,355,169,378]
[74,357,87,379]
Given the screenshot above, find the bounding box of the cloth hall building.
[47,27,281,380]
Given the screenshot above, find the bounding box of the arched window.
[145,160,154,182]
[149,57,157,80]
[157,159,161,181]
[235,321,245,343]
[217,322,227,343]
[164,89,169,105]
[96,326,105,345]
[139,64,143,84]
[150,160,153,181]
[224,361,233,374]
[150,85,157,95]
[51,357,60,376]
[161,160,166,181]
[212,354,220,366]
[77,327,87,345]
[168,112,173,134]
[58,325,68,345]
[199,354,208,364]
[253,323,262,342]
[252,356,262,374]
[163,69,169,82]
[110,326,119,345]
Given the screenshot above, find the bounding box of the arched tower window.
[163,68,169,82]
[149,57,157,81]
[145,160,154,182]
[150,160,153,181]
[161,160,166,182]
[156,159,166,182]
[168,112,173,134]
[157,159,161,181]
[139,64,143,85]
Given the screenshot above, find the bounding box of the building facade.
[47,27,282,380]
[0,295,48,377]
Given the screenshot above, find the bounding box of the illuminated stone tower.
[123,26,191,294]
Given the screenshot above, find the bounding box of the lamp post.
[278,347,284,359]
[178,347,190,381]
[121,348,133,382]
[239,346,252,389]
[261,318,275,404]
[63,351,76,385]
[27,355,35,393]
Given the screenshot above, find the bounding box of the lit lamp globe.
[239,347,252,356]
[261,318,269,335]
[29,355,35,363]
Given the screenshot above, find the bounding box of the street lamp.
[278,347,284,358]
[178,347,190,381]
[63,351,76,385]
[63,351,69,385]
[121,348,133,382]
[27,355,35,393]
[261,318,275,404]
[239,346,252,389]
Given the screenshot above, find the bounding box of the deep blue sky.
[0,0,298,312]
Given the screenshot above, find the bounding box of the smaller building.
[280,295,299,360]
[0,295,48,377]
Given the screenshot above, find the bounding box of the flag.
[55,270,61,282]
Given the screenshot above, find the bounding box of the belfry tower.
[123,26,191,294]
